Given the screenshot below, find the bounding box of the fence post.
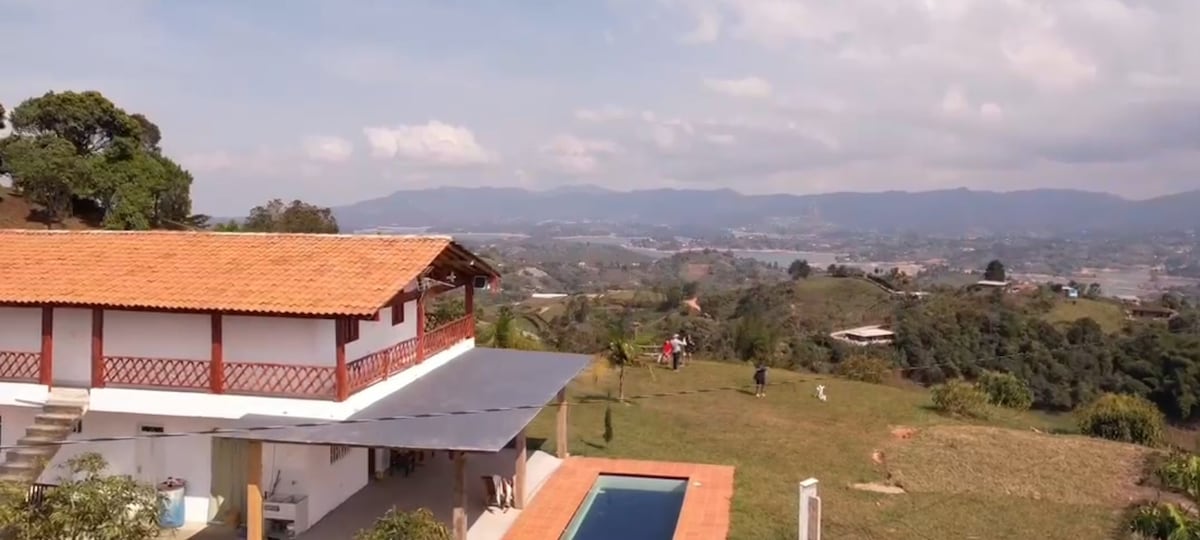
[799,478,821,540]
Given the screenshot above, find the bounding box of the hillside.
[525,360,1157,539]
[332,185,1200,235]
[0,187,98,230]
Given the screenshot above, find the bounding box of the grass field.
[525,360,1155,540]
[1043,298,1128,333]
[792,277,895,330]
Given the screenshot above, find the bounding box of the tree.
[1077,393,1165,446]
[238,198,339,233]
[354,507,450,540]
[977,371,1033,410]
[787,259,812,280]
[0,90,194,229]
[984,259,1006,282]
[477,306,542,351]
[605,312,638,402]
[1086,282,1103,298]
[0,453,162,540]
[0,101,6,130]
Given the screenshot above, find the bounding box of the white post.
[798,478,821,540]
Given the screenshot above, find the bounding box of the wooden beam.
[464,281,475,315]
[39,307,53,386]
[90,309,104,388]
[416,293,427,362]
[335,319,349,402]
[453,451,468,540]
[514,429,528,509]
[246,440,264,540]
[211,313,225,393]
[556,389,569,459]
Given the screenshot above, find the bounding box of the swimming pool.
[559,474,688,540]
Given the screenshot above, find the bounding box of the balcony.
[0,351,41,383]
[0,316,475,400]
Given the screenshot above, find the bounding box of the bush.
[354,508,450,540]
[836,355,892,384]
[930,380,991,419]
[977,371,1033,410]
[1077,393,1166,447]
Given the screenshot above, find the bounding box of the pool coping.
[503,457,735,540]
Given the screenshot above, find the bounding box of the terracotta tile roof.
[0,230,487,317]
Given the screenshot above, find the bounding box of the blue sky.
[2,0,1199,215]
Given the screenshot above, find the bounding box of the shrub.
[1127,502,1200,539]
[977,371,1033,410]
[836,355,892,384]
[354,507,450,540]
[1077,393,1165,447]
[930,380,991,419]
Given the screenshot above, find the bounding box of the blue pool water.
[560,475,688,540]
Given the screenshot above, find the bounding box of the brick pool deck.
[503,457,735,540]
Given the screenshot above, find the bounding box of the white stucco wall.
[104,311,210,360]
[223,315,335,366]
[345,301,417,361]
[0,407,367,529]
[0,307,40,352]
[52,308,92,387]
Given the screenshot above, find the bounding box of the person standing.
[670,333,685,371]
[658,338,673,365]
[753,361,768,397]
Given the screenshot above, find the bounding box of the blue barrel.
[158,482,187,529]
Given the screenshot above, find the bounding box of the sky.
[1,0,1199,216]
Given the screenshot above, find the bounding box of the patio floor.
[165,448,563,540]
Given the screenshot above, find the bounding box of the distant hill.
[0,187,99,230]
[332,185,1200,235]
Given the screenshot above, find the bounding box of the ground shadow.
[582,439,607,450]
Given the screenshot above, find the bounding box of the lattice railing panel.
[224,362,335,399]
[422,316,473,359]
[0,351,40,382]
[103,356,210,390]
[347,337,420,395]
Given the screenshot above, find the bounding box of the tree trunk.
[618,363,626,402]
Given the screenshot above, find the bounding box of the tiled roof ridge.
[0,229,455,240]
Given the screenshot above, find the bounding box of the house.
[974,280,1010,289]
[830,326,896,346]
[0,230,590,540]
[1063,286,1079,299]
[1128,305,1178,320]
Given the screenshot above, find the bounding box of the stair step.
[17,435,65,447]
[33,413,80,427]
[0,461,40,475]
[6,448,55,465]
[25,424,70,438]
[42,402,86,415]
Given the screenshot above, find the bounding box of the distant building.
[831,326,896,346]
[1063,286,1079,299]
[530,293,568,299]
[1116,295,1141,305]
[975,280,1009,288]
[1128,305,1177,320]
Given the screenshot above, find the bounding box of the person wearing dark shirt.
[753,362,768,397]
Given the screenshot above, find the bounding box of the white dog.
[815,384,828,402]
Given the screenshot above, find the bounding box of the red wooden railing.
[0,351,41,382]
[224,362,336,399]
[347,336,420,395]
[422,316,474,359]
[103,356,210,390]
[76,315,474,399]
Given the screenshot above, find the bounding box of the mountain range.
[332,186,1200,236]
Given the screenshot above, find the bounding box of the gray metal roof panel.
[223,347,591,452]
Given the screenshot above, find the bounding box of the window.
[391,301,405,326]
[330,445,350,464]
[338,318,360,343]
[139,425,164,434]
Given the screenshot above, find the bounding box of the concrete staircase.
[0,388,90,483]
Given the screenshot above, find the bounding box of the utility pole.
[799,478,821,540]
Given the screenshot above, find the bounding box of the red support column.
[211,313,225,393]
[335,319,349,402]
[416,294,427,362]
[90,309,104,388]
[39,307,53,386]
[464,282,475,315]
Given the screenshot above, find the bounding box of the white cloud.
[681,8,721,43]
[302,136,354,162]
[979,102,1004,121]
[940,86,969,115]
[539,134,623,174]
[574,105,630,122]
[362,121,494,165]
[1002,36,1098,92]
[706,133,736,145]
[703,76,773,99]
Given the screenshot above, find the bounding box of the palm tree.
[477,306,549,351]
[605,311,639,402]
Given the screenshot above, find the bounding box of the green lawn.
[1043,298,1127,333]
[525,360,1153,540]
